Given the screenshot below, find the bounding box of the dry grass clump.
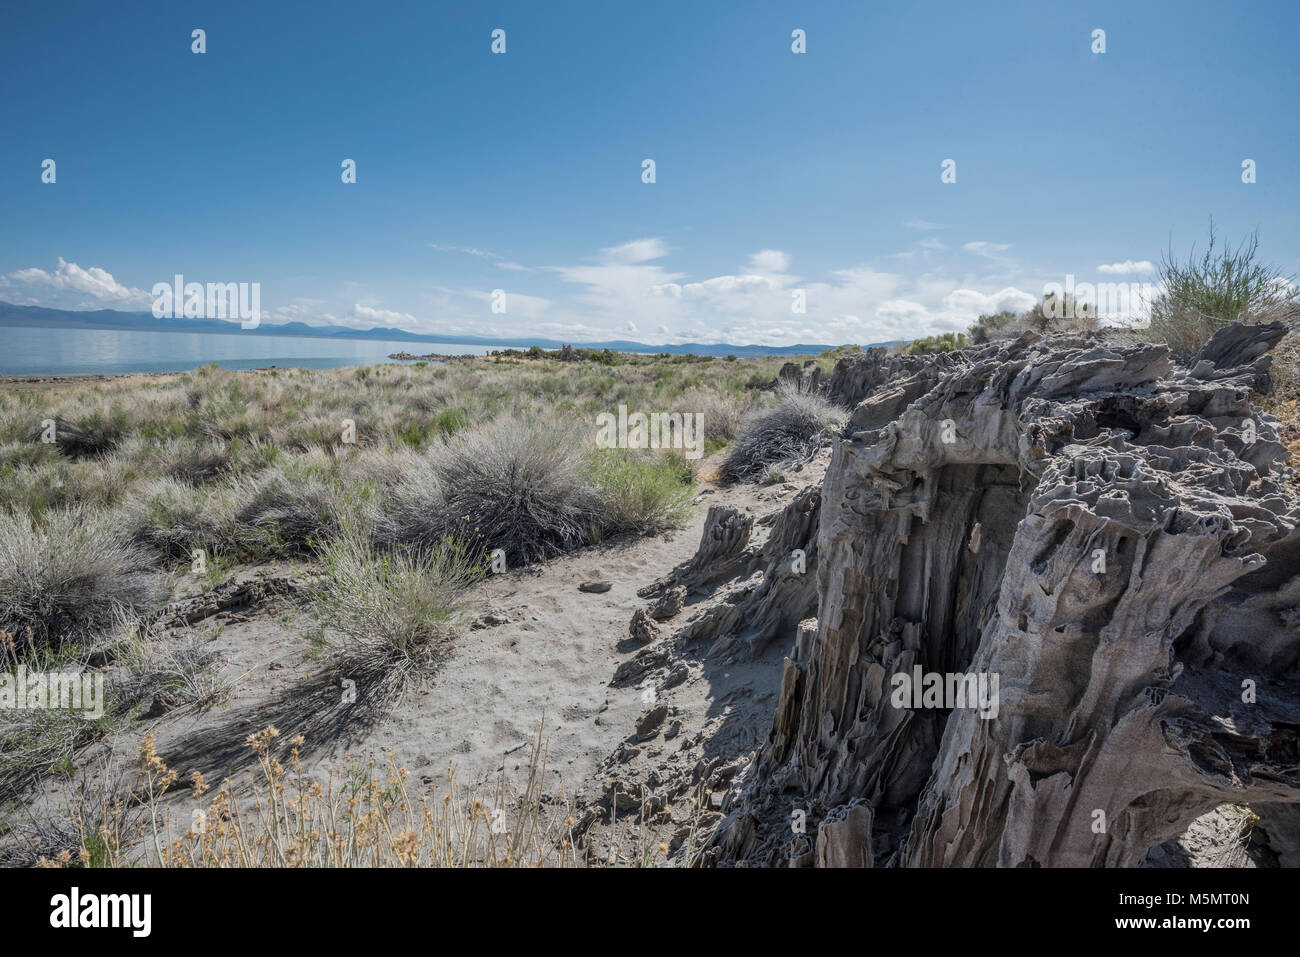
[117,477,242,560]
[0,508,167,649]
[58,454,140,508]
[30,408,128,458]
[311,525,483,682]
[0,436,62,471]
[0,662,117,806]
[116,616,235,715]
[119,451,380,562]
[0,760,142,867]
[25,723,583,867]
[0,613,229,809]
[378,420,695,562]
[148,435,257,486]
[1208,806,1264,868]
[0,460,66,515]
[1268,327,1300,400]
[684,388,753,445]
[235,456,360,554]
[723,383,847,481]
[384,419,606,565]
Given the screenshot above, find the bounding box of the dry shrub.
[311,525,482,683]
[723,384,846,481]
[382,419,604,565]
[0,507,166,649]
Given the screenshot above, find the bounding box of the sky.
[1,0,1297,346]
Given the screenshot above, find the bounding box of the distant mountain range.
[0,302,845,358]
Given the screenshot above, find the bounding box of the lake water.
[0,325,505,377]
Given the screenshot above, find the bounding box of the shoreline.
[0,371,188,392]
[0,353,523,389]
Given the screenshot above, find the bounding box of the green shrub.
[906,331,968,355]
[1146,223,1299,360]
[590,449,694,535]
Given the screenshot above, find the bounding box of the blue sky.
[1,0,1296,345]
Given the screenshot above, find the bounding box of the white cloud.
[1,258,152,308]
[876,299,931,324]
[428,244,500,259]
[943,286,1038,318]
[430,244,532,272]
[963,241,1012,258]
[870,287,1037,336]
[544,238,685,332]
[0,243,1054,349]
[350,303,420,330]
[747,249,791,273]
[599,238,669,264]
[264,299,338,325]
[393,251,1042,344]
[657,274,780,298]
[1097,260,1155,274]
[539,239,1039,345]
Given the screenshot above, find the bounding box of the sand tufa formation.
[703,324,1300,867]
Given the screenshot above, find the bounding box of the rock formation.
[639,505,755,600]
[673,487,822,661]
[704,325,1300,867]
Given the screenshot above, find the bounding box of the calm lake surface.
[0,325,504,376]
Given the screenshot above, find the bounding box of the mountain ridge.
[0,301,850,357]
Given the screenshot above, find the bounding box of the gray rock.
[649,585,686,621]
[612,646,669,684]
[635,704,669,740]
[629,608,660,644]
[471,609,512,629]
[638,507,753,599]
[662,663,689,689]
[708,327,1300,869]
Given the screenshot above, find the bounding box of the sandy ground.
[17,448,813,864]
